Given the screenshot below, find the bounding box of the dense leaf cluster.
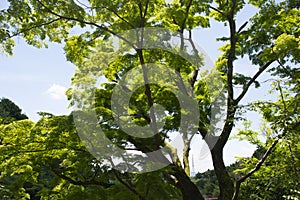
[0,0,299,199]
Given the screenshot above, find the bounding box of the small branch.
[8,18,61,38]
[241,140,277,182]
[232,120,300,199]
[138,2,144,28]
[237,21,248,34]
[277,59,292,75]
[143,0,150,18]
[102,6,135,28]
[164,141,182,168]
[187,30,199,88]
[277,81,287,112]
[35,0,136,50]
[209,5,226,17]
[232,139,278,200]
[109,159,145,200]
[180,0,193,32]
[75,0,92,9]
[235,60,274,104]
[51,167,113,188]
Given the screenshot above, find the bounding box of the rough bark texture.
[211,146,234,200]
[171,165,204,200]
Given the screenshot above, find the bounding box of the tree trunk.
[171,165,204,200]
[211,146,234,200]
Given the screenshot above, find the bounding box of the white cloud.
[46,84,67,100]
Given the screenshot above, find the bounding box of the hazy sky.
[0,3,275,172]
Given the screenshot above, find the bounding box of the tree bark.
[211,145,234,200]
[171,165,204,200]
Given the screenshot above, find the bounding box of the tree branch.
[232,120,300,199]
[180,0,193,32]
[235,60,274,104]
[187,30,200,88]
[232,139,278,200]
[35,0,136,50]
[8,18,61,38]
[209,6,226,17]
[51,167,113,188]
[143,0,150,18]
[109,159,146,200]
[102,6,135,28]
[214,0,238,149]
[237,21,248,34]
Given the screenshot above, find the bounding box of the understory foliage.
[0,0,299,199]
[0,114,181,200]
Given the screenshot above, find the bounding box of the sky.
[0,40,75,121]
[0,2,275,172]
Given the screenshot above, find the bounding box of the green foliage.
[237,134,300,200]
[234,58,300,199]
[0,98,28,124]
[0,0,299,199]
[193,169,219,197]
[0,115,107,199]
[240,0,300,66]
[0,114,183,199]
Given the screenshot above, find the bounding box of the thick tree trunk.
[171,165,204,200]
[211,146,234,200]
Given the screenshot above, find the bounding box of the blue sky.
[0,40,75,121]
[0,2,275,172]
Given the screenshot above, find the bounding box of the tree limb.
[232,139,278,200]
[8,18,61,39]
[180,0,193,32]
[109,159,146,200]
[237,21,248,34]
[209,5,226,17]
[51,167,113,188]
[102,6,135,28]
[232,120,300,199]
[35,0,136,50]
[235,60,274,104]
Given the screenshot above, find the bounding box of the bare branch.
[237,21,248,34]
[209,5,226,17]
[235,60,274,104]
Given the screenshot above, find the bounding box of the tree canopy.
[0,98,28,124]
[0,0,299,199]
